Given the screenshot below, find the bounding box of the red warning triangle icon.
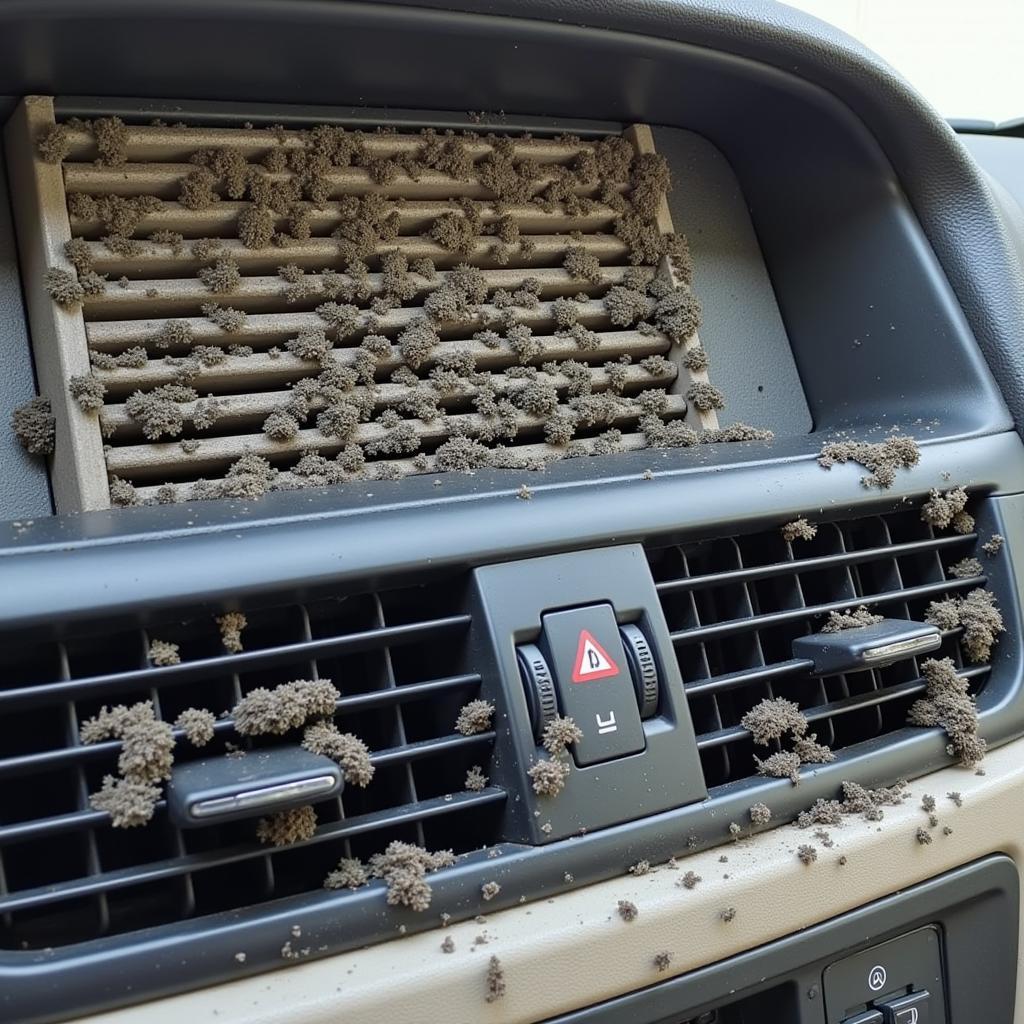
[571,629,620,683]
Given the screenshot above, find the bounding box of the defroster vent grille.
[0,577,502,951]
[649,507,992,788]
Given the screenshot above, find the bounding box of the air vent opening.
[0,574,500,952]
[649,503,995,791]
[4,98,743,512]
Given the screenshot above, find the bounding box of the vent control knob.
[620,624,659,718]
[517,643,558,741]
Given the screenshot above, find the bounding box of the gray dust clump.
[109,476,139,507]
[11,397,55,455]
[921,486,974,534]
[232,678,340,736]
[154,319,194,350]
[465,765,489,792]
[148,639,181,666]
[686,381,725,413]
[629,860,650,876]
[199,256,242,294]
[720,907,736,924]
[796,844,817,865]
[781,518,817,542]
[68,374,106,412]
[91,116,129,166]
[796,779,909,828]
[455,698,495,736]
[908,657,986,767]
[323,857,368,890]
[45,267,85,309]
[749,802,772,826]
[817,435,919,488]
[485,955,506,1003]
[216,611,247,653]
[755,751,803,785]
[982,534,1005,557]
[820,606,884,633]
[617,899,639,922]
[541,715,583,757]
[924,588,1004,662]
[89,775,162,828]
[175,708,216,747]
[679,870,701,890]
[741,698,807,744]
[366,841,456,912]
[915,827,933,845]
[921,793,936,812]
[201,302,247,333]
[37,124,72,163]
[948,557,982,580]
[302,722,374,787]
[481,881,501,901]
[263,409,300,441]
[256,805,318,847]
[441,936,455,954]
[654,951,673,973]
[528,757,571,797]
[948,791,963,807]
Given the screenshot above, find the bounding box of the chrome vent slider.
[792,618,942,676]
[167,747,343,827]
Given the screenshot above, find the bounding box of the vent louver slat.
[7,99,720,512]
[649,504,997,789]
[0,577,502,951]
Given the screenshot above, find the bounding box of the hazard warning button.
[541,605,646,766]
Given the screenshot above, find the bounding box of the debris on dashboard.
[616,899,639,922]
[924,588,1004,663]
[741,696,834,783]
[920,485,973,533]
[323,857,369,891]
[528,757,571,797]
[748,803,772,826]
[817,435,919,488]
[653,951,673,972]
[485,954,506,1002]
[796,844,817,865]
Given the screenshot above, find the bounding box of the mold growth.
[323,857,369,891]
[741,697,834,783]
[216,611,247,653]
[11,397,55,455]
[820,606,884,633]
[781,518,817,542]
[924,589,1004,663]
[485,956,506,1003]
[365,841,456,912]
[454,699,495,736]
[948,557,982,580]
[796,779,909,828]
[232,679,340,735]
[982,534,1005,557]
[175,707,216,746]
[920,487,974,534]
[148,639,181,666]
[908,657,986,767]
[528,757,570,797]
[256,805,318,846]
[617,899,639,922]
[541,715,583,756]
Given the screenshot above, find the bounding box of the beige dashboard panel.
[86,737,1024,1024]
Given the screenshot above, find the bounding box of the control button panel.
[540,604,645,766]
[823,926,946,1024]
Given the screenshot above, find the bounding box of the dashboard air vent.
[0,577,502,951]
[648,506,993,788]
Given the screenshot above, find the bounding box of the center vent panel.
[5,98,720,513]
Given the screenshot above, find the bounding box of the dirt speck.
[199,256,242,294]
[485,955,506,1003]
[629,859,650,876]
[302,722,374,787]
[678,870,701,890]
[465,765,488,791]
[45,267,85,309]
[11,397,55,455]
[481,881,501,901]
[541,715,583,757]
[797,844,817,865]
[720,907,736,924]
[915,827,933,845]
[781,518,817,542]
[948,791,963,807]
[441,936,455,954]
[37,124,71,163]
[948,557,983,580]
[749,802,772,826]
[528,757,570,797]
[68,375,106,411]
[216,611,247,653]
[653,951,673,973]
[617,899,638,922]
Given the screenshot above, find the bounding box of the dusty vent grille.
[6,98,718,512]
[648,506,992,789]
[0,578,502,951]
